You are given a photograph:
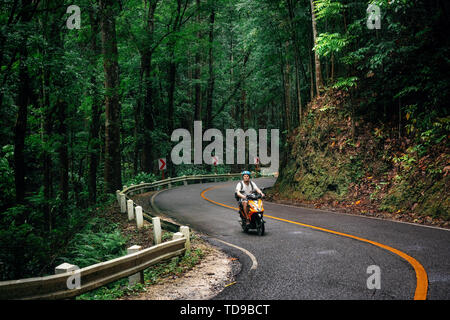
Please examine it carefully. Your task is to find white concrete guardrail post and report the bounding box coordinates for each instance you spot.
[172,232,183,240]
[135,206,144,229]
[127,200,134,221]
[179,226,190,250]
[116,190,121,204]
[152,217,162,245]
[55,262,78,275]
[183,176,187,186]
[120,193,126,214]
[127,245,144,287]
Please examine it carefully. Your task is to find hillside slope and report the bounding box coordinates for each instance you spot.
[268,90,449,228]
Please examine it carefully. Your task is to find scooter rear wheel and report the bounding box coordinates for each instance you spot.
[257,220,265,236]
[239,210,248,233]
[241,218,250,233]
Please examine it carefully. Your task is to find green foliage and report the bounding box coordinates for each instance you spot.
[332,77,358,91]
[0,207,49,280]
[77,247,205,300]
[1,0,449,280]
[0,145,15,208]
[314,0,344,21]
[314,32,348,57]
[56,217,127,269]
[174,164,210,177]
[125,172,158,186]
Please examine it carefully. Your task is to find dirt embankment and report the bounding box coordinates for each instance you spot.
[107,191,238,300]
[271,90,449,229]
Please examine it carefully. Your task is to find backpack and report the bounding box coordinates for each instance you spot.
[234,180,254,200]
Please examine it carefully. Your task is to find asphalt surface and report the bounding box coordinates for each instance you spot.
[152,177,450,300]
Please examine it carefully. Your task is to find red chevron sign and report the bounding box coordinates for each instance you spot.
[158,158,166,171]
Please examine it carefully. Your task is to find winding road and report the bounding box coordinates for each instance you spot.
[150,177,450,300]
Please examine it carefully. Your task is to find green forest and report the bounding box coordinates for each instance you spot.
[0,0,449,281]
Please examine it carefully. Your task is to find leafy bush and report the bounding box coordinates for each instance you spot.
[0,145,15,209]
[124,172,158,186]
[56,217,127,269]
[77,248,205,300]
[0,208,49,280]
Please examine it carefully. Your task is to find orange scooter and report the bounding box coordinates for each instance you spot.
[239,192,265,236]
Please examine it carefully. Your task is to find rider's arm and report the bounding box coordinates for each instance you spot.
[252,182,265,197]
[236,185,247,200]
[237,191,247,199]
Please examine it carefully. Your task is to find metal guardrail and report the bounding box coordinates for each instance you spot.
[119,173,243,231]
[121,172,242,196]
[0,238,186,300]
[0,172,272,300]
[119,172,276,228]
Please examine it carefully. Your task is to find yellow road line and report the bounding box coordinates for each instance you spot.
[200,185,428,300]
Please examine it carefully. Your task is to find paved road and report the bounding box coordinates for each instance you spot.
[152,177,450,300]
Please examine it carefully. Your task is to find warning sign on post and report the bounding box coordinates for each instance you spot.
[158,158,166,171]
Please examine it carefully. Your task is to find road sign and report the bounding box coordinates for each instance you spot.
[159,158,166,171]
[212,156,218,166]
[254,156,260,165]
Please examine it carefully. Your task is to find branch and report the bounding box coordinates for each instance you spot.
[211,65,255,122]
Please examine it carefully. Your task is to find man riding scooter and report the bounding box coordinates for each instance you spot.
[235,171,265,225]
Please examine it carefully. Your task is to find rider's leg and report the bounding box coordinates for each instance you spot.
[242,201,250,223]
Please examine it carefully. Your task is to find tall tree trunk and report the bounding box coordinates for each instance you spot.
[166,0,183,178]
[56,99,69,207]
[309,49,314,99]
[310,0,323,96]
[167,55,177,135]
[278,42,287,132]
[100,0,122,193]
[50,6,70,212]
[229,14,235,121]
[286,0,304,126]
[14,49,30,205]
[194,0,202,123]
[42,79,53,228]
[134,60,144,175]
[284,41,292,133]
[13,0,35,206]
[331,52,335,81]
[141,0,158,173]
[88,5,101,204]
[40,1,53,229]
[167,0,183,136]
[205,1,215,129]
[294,56,303,127]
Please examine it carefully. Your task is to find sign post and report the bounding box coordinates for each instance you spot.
[159,158,166,180]
[254,156,260,173]
[212,156,218,174]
